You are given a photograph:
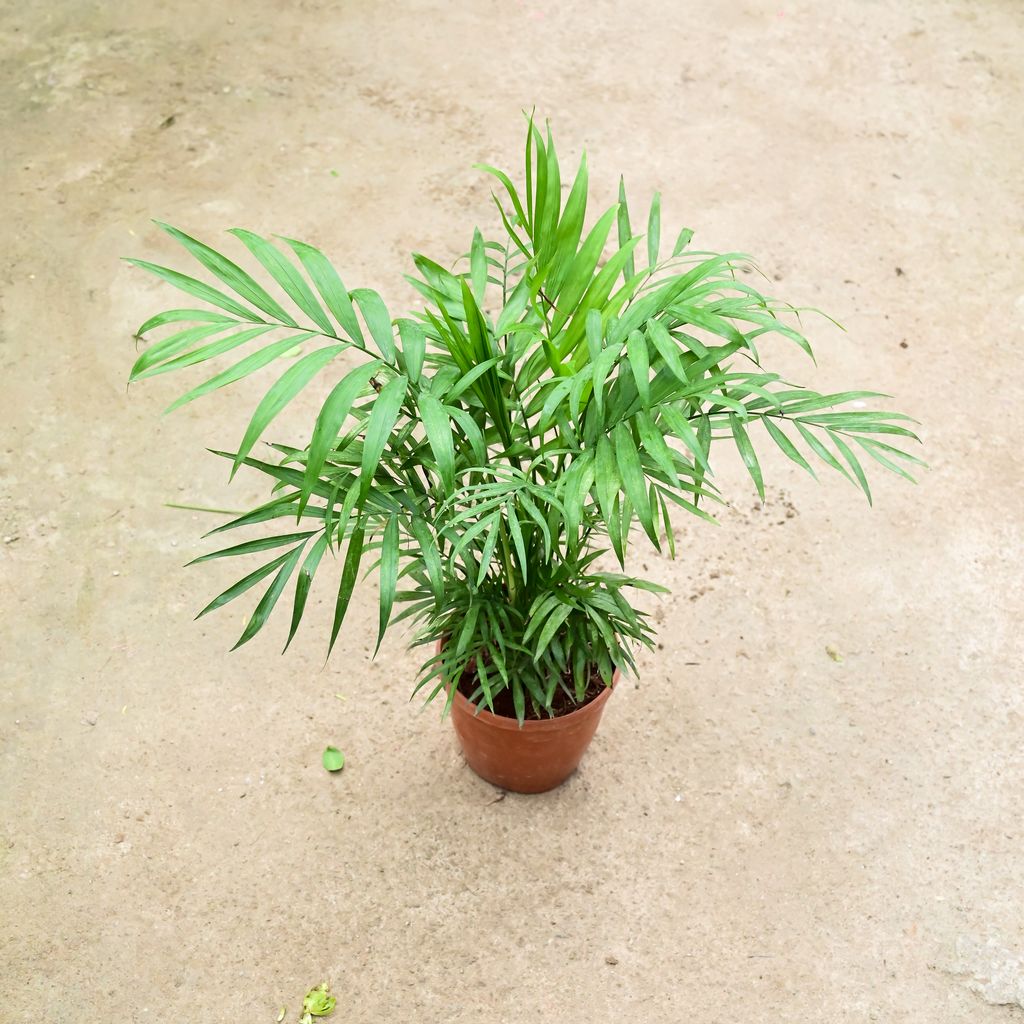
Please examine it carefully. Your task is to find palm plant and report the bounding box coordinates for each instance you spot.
[128,118,921,724]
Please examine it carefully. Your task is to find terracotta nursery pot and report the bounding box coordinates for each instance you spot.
[446,657,618,794]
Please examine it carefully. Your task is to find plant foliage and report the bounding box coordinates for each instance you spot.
[127,118,922,722]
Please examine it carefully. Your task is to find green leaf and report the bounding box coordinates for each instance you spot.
[671,227,694,256]
[164,333,316,413]
[616,177,635,282]
[227,229,333,334]
[470,227,487,302]
[856,436,926,468]
[538,124,562,254]
[626,329,650,407]
[135,308,236,337]
[376,515,399,653]
[517,492,553,559]
[645,319,687,383]
[797,410,917,428]
[350,288,396,362]
[285,533,329,650]
[595,435,618,522]
[209,450,331,502]
[303,360,382,510]
[155,222,297,325]
[761,416,816,478]
[549,206,618,334]
[331,481,362,547]
[475,162,529,232]
[613,422,657,545]
[204,493,309,536]
[560,237,644,359]
[489,196,532,260]
[450,510,498,561]
[548,152,588,292]
[232,345,346,476]
[646,191,661,269]
[529,121,546,235]
[495,273,531,336]
[329,524,365,654]
[585,308,603,363]
[130,321,247,379]
[830,431,872,503]
[360,375,408,500]
[534,602,573,658]
[195,550,294,619]
[453,600,481,661]
[409,517,443,602]
[660,407,711,474]
[505,501,528,583]
[302,982,337,1017]
[124,258,258,320]
[476,518,500,586]
[536,377,573,429]
[779,390,888,415]
[280,236,365,343]
[854,437,920,483]
[232,543,305,649]
[446,357,501,404]
[418,393,455,492]
[795,421,854,482]
[322,746,345,772]
[636,412,678,486]
[562,452,594,545]
[446,406,488,463]
[397,319,426,384]
[729,414,764,500]
[658,490,676,558]
[188,531,318,565]
[590,342,621,418]
[132,323,279,381]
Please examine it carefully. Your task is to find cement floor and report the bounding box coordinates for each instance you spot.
[1,1,1022,1021]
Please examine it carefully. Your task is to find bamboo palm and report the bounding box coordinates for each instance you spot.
[127,118,922,722]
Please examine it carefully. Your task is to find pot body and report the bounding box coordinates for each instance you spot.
[448,673,616,794]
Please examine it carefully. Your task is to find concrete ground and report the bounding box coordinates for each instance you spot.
[2,1,1022,1021]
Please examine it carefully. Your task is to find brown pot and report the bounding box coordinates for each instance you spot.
[448,667,617,794]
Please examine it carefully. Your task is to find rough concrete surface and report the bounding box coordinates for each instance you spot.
[1,1,1022,1021]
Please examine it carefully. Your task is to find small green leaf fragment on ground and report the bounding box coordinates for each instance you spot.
[322,746,345,772]
[276,1008,286,1023]
[302,982,336,1020]
[825,644,843,663]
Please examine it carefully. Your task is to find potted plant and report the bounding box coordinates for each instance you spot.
[127,119,921,793]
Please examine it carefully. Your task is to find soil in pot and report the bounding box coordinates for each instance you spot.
[456,662,608,720]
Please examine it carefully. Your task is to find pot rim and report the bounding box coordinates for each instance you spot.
[449,670,618,732]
